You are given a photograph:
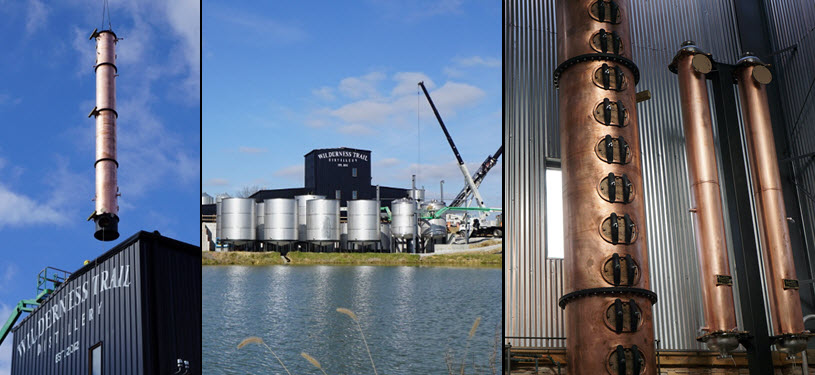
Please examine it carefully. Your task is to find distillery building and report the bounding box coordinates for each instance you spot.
[253,147,410,207]
[10,231,201,375]
[201,147,414,252]
[201,147,410,216]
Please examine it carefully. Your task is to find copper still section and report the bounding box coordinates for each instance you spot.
[668,42,744,356]
[554,0,657,373]
[89,29,120,241]
[735,54,811,354]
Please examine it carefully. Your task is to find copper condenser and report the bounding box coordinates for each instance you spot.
[735,53,812,354]
[669,41,744,356]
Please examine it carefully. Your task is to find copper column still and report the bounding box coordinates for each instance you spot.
[669,42,744,356]
[735,54,812,354]
[554,1,657,373]
[89,29,120,241]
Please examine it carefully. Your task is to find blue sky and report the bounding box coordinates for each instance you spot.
[202,0,501,208]
[0,1,200,372]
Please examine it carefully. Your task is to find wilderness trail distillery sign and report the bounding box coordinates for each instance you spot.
[15,262,132,364]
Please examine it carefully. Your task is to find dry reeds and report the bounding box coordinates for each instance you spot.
[459,316,482,375]
[237,336,292,375]
[301,352,328,375]
[337,307,378,375]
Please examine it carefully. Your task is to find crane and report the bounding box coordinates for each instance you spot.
[418,81,486,208]
[449,145,502,208]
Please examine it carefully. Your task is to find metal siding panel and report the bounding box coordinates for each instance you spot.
[10,232,200,374]
[10,242,142,375]
[762,0,815,314]
[505,0,755,350]
[504,0,565,349]
[141,234,203,374]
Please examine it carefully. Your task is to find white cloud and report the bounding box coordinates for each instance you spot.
[213,7,306,43]
[0,184,67,228]
[444,56,501,78]
[0,156,77,229]
[330,98,405,124]
[425,82,485,112]
[442,66,464,78]
[0,94,22,108]
[339,72,385,99]
[304,118,328,128]
[391,72,434,97]
[206,178,230,186]
[0,264,17,291]
[329,80,484,125]
[0,154,90,230]
[274,164,304,178]
[25,0,47,34]
[338,124,375,135]
[113,83,199,198]
[375,158,400,167]
[369,0,464,21]
[238,146,268,154]
[454,56,500,68]
[313,87,335,101]
[165,0,201,98]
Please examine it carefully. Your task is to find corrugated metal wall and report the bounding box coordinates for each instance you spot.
[504,0,566,349]
[504,0,756,350]
[11,241,145,374]
[763,0,815,309]
[11,232,201,374]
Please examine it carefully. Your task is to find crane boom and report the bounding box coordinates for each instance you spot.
[450,145,502,208]
[418,81,485,208]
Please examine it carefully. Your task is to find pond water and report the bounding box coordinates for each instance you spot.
[202,265,501,374]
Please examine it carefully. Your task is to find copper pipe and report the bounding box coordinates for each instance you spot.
[735,55,808,352]
[556,0,656,373]
[91,29,120,241]
[669,43,743,355]
[671,43,740,331]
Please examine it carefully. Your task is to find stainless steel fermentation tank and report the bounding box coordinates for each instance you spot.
[215,193,230,246]
[408,189,425,202]
[555,0,657,373]
[391,198,417,240]
[305,199,340,246]
[263,198,297,245]
[220,197,256,244]
[256,201,265,244]
[295,195,326,241]
[201,193,214,205]
[347,200,380,245]
[90,29,120,241]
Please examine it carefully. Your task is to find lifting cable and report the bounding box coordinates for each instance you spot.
[101,0,112,30]
[417,85,421,186]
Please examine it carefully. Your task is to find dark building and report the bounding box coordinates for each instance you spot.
[304,148,373,202]
[202,147,410,216]
[11,231,201,375]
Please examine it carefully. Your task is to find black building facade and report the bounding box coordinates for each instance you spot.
[243,147,409,208]
[11,231,201,375]
[304,148,372,203]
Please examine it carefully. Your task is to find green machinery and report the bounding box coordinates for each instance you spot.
[0,267,71,346]
[380,205,501,220]
[420,206,501,220]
